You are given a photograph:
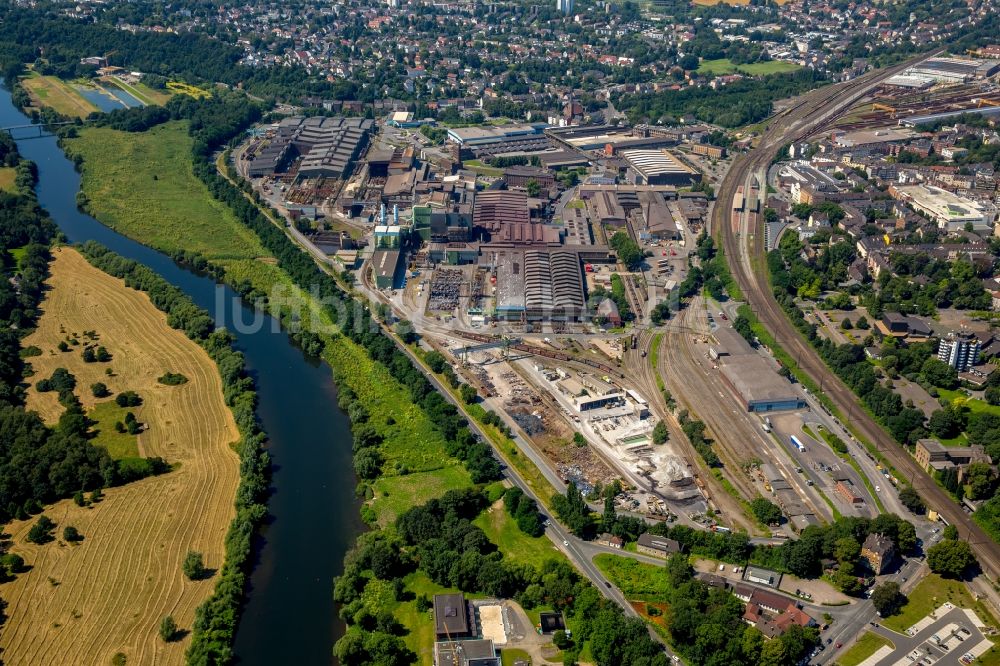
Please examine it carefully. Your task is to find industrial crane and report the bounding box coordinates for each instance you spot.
[871,103,897,118]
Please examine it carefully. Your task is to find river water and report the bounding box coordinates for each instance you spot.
[0,87,359,664]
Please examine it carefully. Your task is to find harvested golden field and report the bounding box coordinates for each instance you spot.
[0,247,240,665]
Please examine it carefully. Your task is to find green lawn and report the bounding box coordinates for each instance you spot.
[836,631,893,666]
[698,59,801,76]
[940,433,970,446]
[8,246,27,266]
[936,388,998,447]
[882,573,997,633]
[392,571,488,666]
[594,553,669,599]
[473,502,565,569]
[66,121,271,261]
[650,333,664,392]
[739,61,802,75]
[371,466,472,527]
[463,160,503,177]
[87,400,139,459]
[698,58,738,74]
[501,648,532,666]
[394,573,455,666]
[939,388,1000,418]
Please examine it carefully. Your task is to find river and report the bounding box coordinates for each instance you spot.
[0,87,359,664]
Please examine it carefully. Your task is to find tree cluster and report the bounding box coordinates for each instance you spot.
[609,231,644,271]
[613,68,827,128]
[651,554,818,666]
[503,487,545,537]
[335,487,668,666]
[750,498,783,526]
[678,410,720,467]
[680,234,732,303]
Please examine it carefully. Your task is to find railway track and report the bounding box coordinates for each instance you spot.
[625,330,758,532]
[660,323,761,503]
[716,51,1000,578]
[659,303,834,524]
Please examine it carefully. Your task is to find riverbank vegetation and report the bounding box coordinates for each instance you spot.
[1,245,241,664]
[54,95,670,664]
[77,242,268,665]
[65,121,270,260]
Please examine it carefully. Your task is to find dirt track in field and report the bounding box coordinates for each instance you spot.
[0,247,239,665]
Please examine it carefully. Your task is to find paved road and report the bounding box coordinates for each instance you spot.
[218,155,686,647]
[714,50,1000,580]
[393,336,687,660]
[820,558,926,664]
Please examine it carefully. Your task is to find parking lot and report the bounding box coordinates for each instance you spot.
[862,605,993,666]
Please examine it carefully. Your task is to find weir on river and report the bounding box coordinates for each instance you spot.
[0,86,359,665]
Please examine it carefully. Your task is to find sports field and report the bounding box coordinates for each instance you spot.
[0,247,240,665]
[66,121,271,261]
[20,73,99,118]
[698,58,802,76]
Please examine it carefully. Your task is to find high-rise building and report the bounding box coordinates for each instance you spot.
[557,0,574,15]
[937,331,981,371]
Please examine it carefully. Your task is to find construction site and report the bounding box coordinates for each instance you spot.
[436,329,707,522]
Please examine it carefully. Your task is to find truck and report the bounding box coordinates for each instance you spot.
[761,416,772,433]
[790,435,806,452]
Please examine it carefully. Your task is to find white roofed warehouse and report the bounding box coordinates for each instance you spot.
[621,149,701,186]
